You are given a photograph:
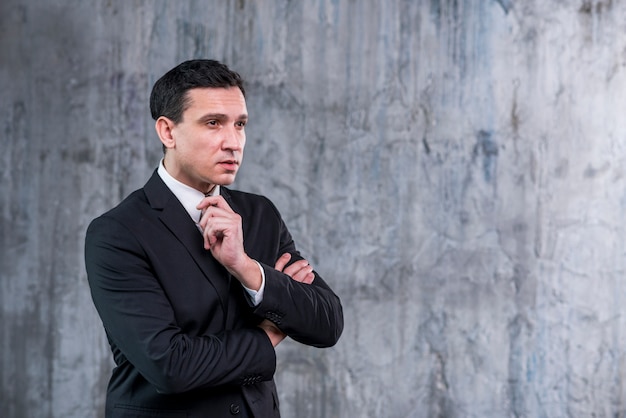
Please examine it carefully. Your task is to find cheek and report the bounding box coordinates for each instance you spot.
[190,135,219,154]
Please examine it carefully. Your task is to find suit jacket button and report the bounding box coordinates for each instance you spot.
[230,403,240,415]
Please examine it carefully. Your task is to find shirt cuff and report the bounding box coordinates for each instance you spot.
[242,261,265,306]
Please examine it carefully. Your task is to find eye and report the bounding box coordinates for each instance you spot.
[207,120,218,126]
[236,121,247,128]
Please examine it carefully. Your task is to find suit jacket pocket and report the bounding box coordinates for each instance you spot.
[113,404,187,418]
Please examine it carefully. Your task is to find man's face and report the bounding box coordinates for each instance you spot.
[161,87,248,193]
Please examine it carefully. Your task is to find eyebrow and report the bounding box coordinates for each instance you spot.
[198,113,248,123]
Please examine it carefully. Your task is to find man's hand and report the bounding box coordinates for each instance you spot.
[258,319,286,347]
[197,195,262,291]
[274,253,315,284]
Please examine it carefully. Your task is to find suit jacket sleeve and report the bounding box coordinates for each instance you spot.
[85,212,276,395]
[233,192,344,348]
[257,257,344,347]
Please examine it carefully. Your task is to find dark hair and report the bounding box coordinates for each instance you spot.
[149,59,246,123]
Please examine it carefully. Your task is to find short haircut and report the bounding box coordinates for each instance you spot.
[149,59,246,123]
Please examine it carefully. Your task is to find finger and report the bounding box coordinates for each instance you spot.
[202,224,223,250]
[198,205,229,228]
[274,253,292,272]
[197,195,233,212]
[201,218,230,250]
[301,272,315,284]
[282,259,310,278]
[203,218,231,237]
[202,229,214,250]
[200,207,240,231]
[291,266,314,283]
[196,195,220,211]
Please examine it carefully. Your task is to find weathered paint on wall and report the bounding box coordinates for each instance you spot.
[2,1,626,417]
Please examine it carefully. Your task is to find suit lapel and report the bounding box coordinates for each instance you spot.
[143,171,231,314]
[219,187,253,330]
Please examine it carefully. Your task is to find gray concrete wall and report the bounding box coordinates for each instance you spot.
[2,0,626,417]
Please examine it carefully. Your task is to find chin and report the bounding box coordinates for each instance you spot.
[217,174,237,186]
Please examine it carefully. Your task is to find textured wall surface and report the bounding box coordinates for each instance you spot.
[2,1,626,417]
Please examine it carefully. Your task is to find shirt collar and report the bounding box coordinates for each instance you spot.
[157,159,220,223]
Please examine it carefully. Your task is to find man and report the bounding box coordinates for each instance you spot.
[85,59,344,417]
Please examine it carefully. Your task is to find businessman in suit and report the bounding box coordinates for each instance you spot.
[85,59,344,417]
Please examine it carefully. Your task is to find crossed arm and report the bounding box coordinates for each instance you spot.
[197,194,331,348]
[258,252,315,346]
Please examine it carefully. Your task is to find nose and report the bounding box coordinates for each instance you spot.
[222,126,243,151]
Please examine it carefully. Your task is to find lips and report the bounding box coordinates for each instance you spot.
[218,160,239,170]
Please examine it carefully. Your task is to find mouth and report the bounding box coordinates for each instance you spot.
[218,159,239,170]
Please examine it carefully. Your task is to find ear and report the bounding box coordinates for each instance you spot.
[155,116,176,150]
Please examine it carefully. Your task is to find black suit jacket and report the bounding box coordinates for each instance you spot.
[85,171,344,418]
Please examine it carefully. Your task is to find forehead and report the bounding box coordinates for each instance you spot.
[183,87,247,116]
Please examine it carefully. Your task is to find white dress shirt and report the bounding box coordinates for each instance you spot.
[157,160,265,305]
